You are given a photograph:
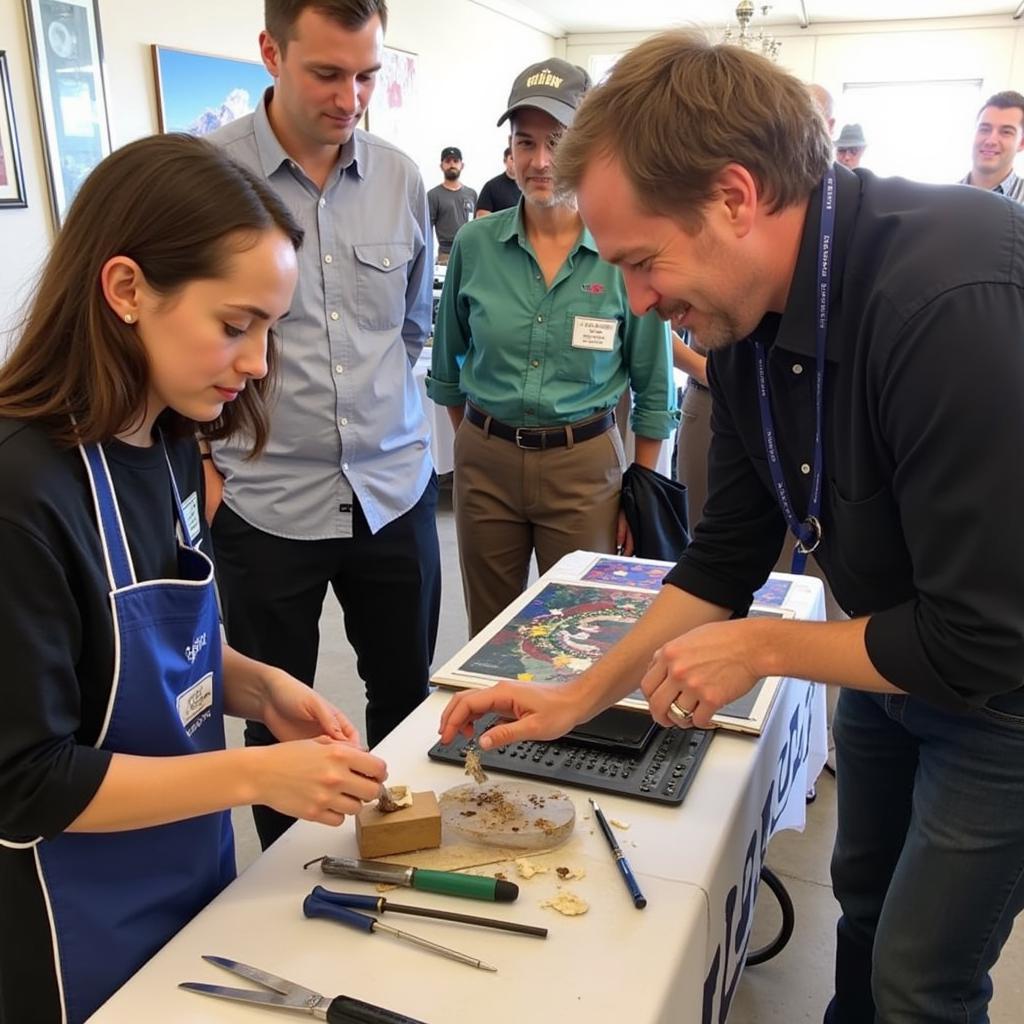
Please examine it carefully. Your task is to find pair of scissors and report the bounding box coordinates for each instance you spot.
[180,955,429,1022]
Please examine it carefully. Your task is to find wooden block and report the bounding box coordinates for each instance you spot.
[356,791,442,859]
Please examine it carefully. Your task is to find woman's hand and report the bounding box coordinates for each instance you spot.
[251,738,386,827]
[258,667,362,746]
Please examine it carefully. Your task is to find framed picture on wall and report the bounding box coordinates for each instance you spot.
[152,46,273,136]
[365,45,417,145]
[0,51,28,209]
[23,0,111,226]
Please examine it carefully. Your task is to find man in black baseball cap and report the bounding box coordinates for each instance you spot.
[428,146,476,263]
[496,59,591,128]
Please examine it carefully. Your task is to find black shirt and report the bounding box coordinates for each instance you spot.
[475,171,521,214]
[666,166,1024,712]
[0,419,211,1024]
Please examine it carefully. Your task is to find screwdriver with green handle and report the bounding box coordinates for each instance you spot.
[306,855,519,902]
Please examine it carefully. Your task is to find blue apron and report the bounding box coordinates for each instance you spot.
[33,440,235,1023]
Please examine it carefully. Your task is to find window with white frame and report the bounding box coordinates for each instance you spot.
[838,79,984,184]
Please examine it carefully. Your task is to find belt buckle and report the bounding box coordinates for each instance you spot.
[514,427,532,449]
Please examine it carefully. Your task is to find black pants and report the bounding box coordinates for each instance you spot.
[211,474,441,849]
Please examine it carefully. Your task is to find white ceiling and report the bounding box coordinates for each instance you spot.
[478,1,1023,36]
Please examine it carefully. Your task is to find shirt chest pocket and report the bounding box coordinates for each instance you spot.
[561,308,622,384]
[353,242,414,331]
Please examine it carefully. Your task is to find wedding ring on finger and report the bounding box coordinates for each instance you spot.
[668,700,695,726]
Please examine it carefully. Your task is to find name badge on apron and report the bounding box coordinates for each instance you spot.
[571,315,618,352]
[181,491,202,545]
[177,672,214,733]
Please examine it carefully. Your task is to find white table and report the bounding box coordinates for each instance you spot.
[90,570,826,1024]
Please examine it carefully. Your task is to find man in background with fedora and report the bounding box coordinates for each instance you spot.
[428,58,675,636]
[835,122,867,168]
[428,146,477,264]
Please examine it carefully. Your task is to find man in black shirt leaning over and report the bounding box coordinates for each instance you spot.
[440,30,1024,1024]
[474,146,521,217]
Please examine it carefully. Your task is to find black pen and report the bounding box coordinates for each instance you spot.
[589,798,647,909]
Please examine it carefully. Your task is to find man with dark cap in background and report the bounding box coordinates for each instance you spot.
[428,146,477,263]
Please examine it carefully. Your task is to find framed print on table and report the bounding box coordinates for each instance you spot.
[23,0,111,226]
[151,46,272,136]
[0,52,28,209]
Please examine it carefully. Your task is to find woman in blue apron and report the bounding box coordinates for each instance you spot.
[0,134,388,1024]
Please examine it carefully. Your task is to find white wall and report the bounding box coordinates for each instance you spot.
[0,0,555,345]
[565,14,1024,89]
[0,0,51,350]
[567,15,1024,185]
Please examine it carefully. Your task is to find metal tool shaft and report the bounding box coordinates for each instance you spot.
[379,898,547,938]
[372,919,498,972]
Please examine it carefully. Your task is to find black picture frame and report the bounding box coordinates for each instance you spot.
[0,51,28,209]
[23,0,111,226]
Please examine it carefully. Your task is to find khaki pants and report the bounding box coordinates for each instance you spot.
[454,416,626,637]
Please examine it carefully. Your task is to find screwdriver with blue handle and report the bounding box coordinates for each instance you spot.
[309,886,547,937]
[303,887,498,972]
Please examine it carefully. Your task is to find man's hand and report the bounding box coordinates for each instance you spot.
[616,510,635,557]
[640,618,767,729]
[439,681,590,750]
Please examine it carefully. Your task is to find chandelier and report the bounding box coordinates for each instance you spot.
[723,2,782,61]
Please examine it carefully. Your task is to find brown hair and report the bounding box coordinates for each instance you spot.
[0,133,303,454]
[265,0,388,48]
[977,90,1024,123]
[556,29,832,224]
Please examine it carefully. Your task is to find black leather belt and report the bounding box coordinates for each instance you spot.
[687,378,710,393]
[466,404,615,450]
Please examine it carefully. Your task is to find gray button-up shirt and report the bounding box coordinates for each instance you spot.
[207,93,434,537]
[959,167,1024,204]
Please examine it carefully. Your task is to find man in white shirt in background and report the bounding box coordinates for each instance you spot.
[961,90,1024,203]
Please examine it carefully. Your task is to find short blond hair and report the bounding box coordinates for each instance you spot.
[557,29,832,223]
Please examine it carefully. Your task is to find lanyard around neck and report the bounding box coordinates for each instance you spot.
[754,167,836,575]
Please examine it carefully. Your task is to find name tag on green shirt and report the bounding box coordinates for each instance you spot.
[571,315,618,352]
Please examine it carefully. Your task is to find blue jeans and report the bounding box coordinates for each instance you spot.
[824,688,1024,1024]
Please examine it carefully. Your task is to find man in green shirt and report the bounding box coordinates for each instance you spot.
[427,59,676,636]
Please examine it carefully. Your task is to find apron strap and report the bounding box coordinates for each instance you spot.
[159,435,198,548]
[79,444,137,590]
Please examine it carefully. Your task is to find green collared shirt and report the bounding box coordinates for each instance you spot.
[427,203,677,438]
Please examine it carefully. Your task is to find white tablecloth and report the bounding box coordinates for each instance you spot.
[90,560,826,1024]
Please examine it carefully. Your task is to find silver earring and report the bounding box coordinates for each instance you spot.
[124,313,135,324]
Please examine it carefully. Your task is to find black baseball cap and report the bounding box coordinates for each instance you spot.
[440,146,463,161]
[497,58,592,128]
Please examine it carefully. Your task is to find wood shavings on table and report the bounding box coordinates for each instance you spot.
[555,865,586,880]
[609,818,631,830]
[541,891,590,916]
[515,857,550,879]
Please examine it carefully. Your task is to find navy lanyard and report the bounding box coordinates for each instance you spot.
[754,168,836,574]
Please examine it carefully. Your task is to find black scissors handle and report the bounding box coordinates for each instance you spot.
[328,993,430,1024]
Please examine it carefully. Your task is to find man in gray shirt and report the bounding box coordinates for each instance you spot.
[206,0,440,850]
[427,147,477,263]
